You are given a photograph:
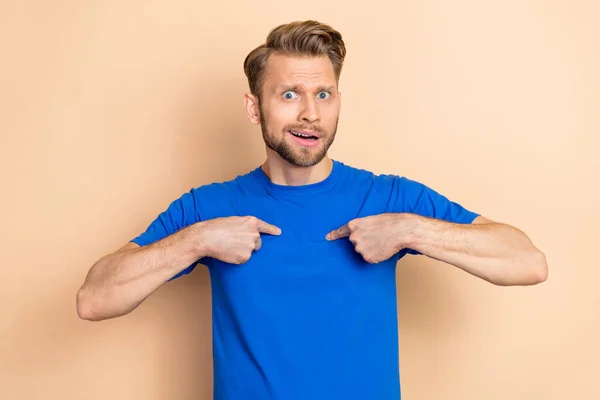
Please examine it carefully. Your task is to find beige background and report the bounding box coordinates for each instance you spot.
[1,1,598,399]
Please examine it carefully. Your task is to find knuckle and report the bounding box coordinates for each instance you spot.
[241,216,256,227]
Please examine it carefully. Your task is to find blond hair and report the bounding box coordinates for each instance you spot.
[243,20,346,99]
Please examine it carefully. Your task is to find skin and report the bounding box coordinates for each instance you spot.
[244,53,342,186]
[326,213,547,286]
[76,51,546,322]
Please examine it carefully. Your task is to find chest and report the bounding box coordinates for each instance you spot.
[206,231,396,309]
[203,197,398,299]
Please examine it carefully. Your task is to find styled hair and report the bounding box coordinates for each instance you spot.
[243,20,346,100]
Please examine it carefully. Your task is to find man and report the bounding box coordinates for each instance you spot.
[76,20,547,400]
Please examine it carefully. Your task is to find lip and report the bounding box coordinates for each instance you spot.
[288,130,321,148]
[289,129,323,139]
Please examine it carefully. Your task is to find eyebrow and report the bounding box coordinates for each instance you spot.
[276,84,336,93]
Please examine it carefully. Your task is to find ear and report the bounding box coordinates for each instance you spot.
[244,93,261,125]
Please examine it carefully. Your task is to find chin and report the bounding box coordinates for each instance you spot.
[287,153,327,168]
[265,135,331,168]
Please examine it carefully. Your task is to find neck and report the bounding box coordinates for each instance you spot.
[261,155,333,186]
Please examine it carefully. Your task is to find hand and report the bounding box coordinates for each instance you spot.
[326,213,413,263]
[197,216,281,264]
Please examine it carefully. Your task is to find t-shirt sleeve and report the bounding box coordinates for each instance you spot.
[130,189,204,281]
[393,176,480,223]
[391,176,480,256]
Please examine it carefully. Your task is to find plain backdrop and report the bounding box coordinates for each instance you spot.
[1,1,598,399]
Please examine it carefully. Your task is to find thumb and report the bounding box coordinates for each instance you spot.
[326,224,351,241]
[256,219,282,235]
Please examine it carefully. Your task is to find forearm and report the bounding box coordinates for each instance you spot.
[402,214,547,286]
[77,223,205,320]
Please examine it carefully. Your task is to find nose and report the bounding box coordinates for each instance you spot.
[298,97,320,124]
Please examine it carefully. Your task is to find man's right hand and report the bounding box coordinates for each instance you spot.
[76,215,281,321]
[195,216,282,264]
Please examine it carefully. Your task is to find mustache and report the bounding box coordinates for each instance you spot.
[282,124,326,134]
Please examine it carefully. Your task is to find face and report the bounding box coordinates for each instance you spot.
[245,53,341,167]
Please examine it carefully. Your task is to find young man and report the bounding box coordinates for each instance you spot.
[76,20,547,400]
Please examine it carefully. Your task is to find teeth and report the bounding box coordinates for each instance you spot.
[291,131,314,138]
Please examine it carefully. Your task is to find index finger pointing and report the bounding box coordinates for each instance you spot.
[256,219,282,235]
[326,224,351,241]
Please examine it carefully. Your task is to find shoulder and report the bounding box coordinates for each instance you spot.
[334,160,381,184]
[183,167,258,209]
[334,160,435,205]
[335,160,414,189]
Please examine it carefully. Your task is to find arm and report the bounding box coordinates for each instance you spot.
[76,215,282,321]
[392,176,547,285]
[77,189,204,321]
[399,214,548,286]
[327,176,547,286]
[76,223,206,321]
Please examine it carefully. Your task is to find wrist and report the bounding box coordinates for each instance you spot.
[392,213,422,251]
[182,221,211,260]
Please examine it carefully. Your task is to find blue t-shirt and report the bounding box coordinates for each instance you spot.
[131,160,479,400]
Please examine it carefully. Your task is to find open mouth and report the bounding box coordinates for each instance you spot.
[289,130,319,140]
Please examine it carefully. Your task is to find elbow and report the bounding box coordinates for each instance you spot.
[76,284,134,321]
[76,286,99,321]
[492,250,548,286]
[529,250,548,284]
[76,286,113,321]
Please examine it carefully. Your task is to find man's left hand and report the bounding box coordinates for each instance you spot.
[326,213,414,264]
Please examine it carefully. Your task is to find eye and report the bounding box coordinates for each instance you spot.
[283,91,298,99]
[317,91,330,100]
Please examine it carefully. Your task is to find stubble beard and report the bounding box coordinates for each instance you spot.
[259,106,338,168]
